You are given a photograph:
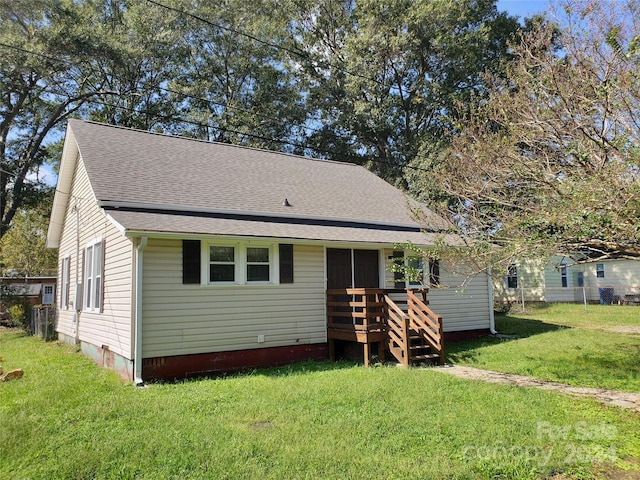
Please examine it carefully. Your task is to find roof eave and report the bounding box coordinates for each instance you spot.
[46,123,79,249]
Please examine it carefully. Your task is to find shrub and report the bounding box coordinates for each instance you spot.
[493,301,512,314]
[7,299,31,330]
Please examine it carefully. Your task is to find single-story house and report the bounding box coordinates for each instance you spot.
[494,255,640,305]
[47,119,495,383]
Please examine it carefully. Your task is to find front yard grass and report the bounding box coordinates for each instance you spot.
[447,303,640,393]
[1,329,639,479]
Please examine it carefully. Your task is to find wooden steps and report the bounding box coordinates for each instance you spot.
[326,288,444,368]
[384,290,445,367]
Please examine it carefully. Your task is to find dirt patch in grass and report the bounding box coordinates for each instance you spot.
[606,326,640,336]
[434,365,640,414]
[592,458,640,479]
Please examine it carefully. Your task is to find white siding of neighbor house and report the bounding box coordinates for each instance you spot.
[543,256,579,302]
[55,155,134,359]
[141,239,326,358]
[583,259,640,290]
[492,256,640,304]
[492,258,546,303]
[383,249,491,332]
[570,259,640,302]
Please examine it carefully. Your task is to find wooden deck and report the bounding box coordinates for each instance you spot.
[327,288,445,367]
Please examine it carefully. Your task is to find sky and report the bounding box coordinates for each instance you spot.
[497,0,551,20]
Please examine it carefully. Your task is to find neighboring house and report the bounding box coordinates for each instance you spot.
[46,120,495,383]
[494,255,640,305]
[0,276,57,309]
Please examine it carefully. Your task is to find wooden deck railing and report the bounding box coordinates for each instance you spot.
[326,288,387,366]
[327,288,444,367]
[407,289,445,365]
[383,294,410,367]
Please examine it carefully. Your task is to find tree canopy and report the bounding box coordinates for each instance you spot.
[0,0,525,243]
[431,0,640,268]
[290,0,522,187]
[0,191,56,276]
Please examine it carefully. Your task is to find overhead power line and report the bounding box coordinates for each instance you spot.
[0,41,341,143]
[143,0,385,86]
[0,42,431,174]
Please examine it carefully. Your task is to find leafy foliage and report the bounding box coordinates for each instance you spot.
[0,0,129,236]
[0,0,529,251]
[434,0,640,267]
[0,192,57,276]
[290,0,522,187]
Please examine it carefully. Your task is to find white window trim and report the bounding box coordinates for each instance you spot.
[202,240,279,286]
[560,264,570,288]
[83,237,103,313]
[205,242,239,285]
[596,263,605,278]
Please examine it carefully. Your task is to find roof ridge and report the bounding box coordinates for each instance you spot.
[69,119,361,168]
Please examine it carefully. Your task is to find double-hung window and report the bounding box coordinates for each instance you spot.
[560,265,569,288]
[206,242,275,285]
[184,240,291,286]
[84,238,103,312]
[61,256,71,309]
[246,247,270,282]
[209,246,236,283]
[407,256,424,286]
[596,263,605,278]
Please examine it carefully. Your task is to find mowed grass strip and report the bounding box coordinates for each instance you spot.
[448,304,640,393]
[1,331,639,479]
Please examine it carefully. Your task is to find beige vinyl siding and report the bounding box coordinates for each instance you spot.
[55,155,134,358]
[492,258,546,303]
[141,239,326,358]
[542,256,577,302]
[383,250,491,332]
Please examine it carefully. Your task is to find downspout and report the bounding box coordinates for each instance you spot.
[74,203,80,343]
[487,265,497,334]
[134,236,148,386]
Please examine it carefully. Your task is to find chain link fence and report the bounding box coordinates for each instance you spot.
[31,305,56,340]
[497,285,640,312]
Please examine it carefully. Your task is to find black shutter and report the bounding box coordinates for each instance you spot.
[279,244,294,284]
[183,240,201,284]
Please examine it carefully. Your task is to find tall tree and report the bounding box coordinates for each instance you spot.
[0,0,121,239]
[0,191,57,276]
[86,0,187,130]
[435,0,640,267]
[290,0,522,187]
[167,0,308,151]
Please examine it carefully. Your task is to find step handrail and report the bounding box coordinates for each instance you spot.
[406,289,445,364]
[383,294,410,366]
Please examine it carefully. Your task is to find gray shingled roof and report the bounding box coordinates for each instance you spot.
[67,120,454,244]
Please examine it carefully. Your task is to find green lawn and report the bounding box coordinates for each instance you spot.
[448,303,640,393]
[1,329,639,479]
